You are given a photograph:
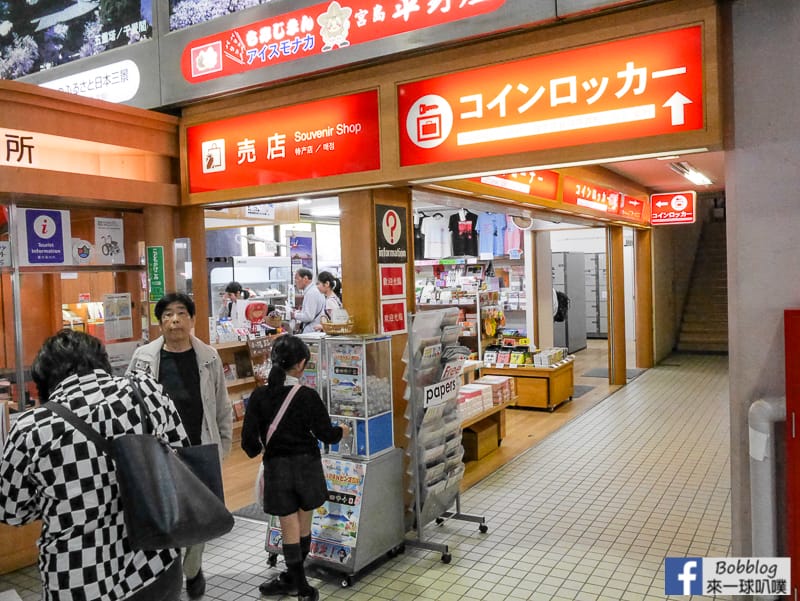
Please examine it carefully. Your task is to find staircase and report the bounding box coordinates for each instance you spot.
[676,220,728,353]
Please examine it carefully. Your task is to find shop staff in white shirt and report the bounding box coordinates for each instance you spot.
[292,268,326,333]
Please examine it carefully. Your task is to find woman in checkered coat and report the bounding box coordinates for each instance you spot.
[0,330,190,600]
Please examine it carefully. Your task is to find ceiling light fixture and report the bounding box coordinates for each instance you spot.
[669,161,713,186]
[309,207,341,218]
[408,148,710,185]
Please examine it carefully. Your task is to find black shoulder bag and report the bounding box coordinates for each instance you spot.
[45,379,234,551]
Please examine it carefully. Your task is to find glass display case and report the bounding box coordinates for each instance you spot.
[297,332,326,400]
[324,335,393,458]
[208,256,291,320]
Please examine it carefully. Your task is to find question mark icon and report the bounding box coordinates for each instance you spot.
[383,210,400,244]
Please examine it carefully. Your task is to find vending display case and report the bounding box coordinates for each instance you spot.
[324,335,393,458]
[265,449,405,587]
[297,333,326,399]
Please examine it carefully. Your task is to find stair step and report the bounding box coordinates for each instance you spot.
[678,333,728,345]
[677,219,728,355]
[681,319,728,330]
[676,341,729,353]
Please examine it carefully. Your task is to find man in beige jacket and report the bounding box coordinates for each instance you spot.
[128,292,232,599]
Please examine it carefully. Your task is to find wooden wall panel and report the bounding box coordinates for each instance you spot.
[635,228,654,368]
[607,226,627,385]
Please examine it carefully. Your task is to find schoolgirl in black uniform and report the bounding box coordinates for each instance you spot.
[241,335,349,601]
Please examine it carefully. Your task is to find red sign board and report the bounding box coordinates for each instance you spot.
[398,26,703,166]
[182,0,504,84]
[474,169,559,201]
[650,191,696,224]
[379,264,405,298]
[186,90,380,193]
[785,309,800,598]
[380,299,407,335]
[618,194,647,221]
[562,175,623,214]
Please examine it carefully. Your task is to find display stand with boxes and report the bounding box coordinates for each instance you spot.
[481,355,575,412]
[462,420,498,461]
[403,309,488,564]
[264,334,404,588]
[456,371,515,456]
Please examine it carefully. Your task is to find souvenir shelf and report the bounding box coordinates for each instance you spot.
[403,308,488,564]
[416,290,501,360]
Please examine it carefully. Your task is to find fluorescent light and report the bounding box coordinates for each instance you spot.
[309,207,340,217]
[668,161,713,186]
[408,148,710,185]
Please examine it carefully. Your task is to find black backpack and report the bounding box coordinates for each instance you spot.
[554,291,570,322]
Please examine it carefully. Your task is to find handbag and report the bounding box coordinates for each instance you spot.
[255,383,301,506]
[45,379,234,551]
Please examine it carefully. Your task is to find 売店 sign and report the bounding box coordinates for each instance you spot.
[186,90,380,193]
[398,26,703,166]
[650,191,696,225]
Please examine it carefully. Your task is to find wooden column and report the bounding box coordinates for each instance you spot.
[606,226,627,385]
[634,228,654,368]
[339,187,413,458]
[179,205,210,343]
[142,206,177,340]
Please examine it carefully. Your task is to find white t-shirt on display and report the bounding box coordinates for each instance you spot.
[421,215,452,259]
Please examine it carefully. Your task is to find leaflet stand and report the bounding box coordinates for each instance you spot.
[403,309,487,564]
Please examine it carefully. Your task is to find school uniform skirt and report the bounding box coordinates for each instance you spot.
[262,452,328,516]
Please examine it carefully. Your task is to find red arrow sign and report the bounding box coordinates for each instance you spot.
[650,191,696,224]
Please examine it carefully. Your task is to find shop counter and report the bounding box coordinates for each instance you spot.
[480,358,574,411]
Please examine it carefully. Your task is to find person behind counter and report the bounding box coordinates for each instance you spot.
[314,271,343,331]
[0,329,190,601]
[291,268,326,333]
[241,335,350,601]
[220,280,250,318]
[128,292,232,599]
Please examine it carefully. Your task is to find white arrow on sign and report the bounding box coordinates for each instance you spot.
[662,92,692,126]
[656,200,669,208]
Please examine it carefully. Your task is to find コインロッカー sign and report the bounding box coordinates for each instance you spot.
[398,26,704,166]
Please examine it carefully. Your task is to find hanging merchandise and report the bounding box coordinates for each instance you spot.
[475,211,496,258]
[413,210,426,259]
[504,214,523,256]
[420,212,452,259]
[449,209,478,256]
[492,213,507,256]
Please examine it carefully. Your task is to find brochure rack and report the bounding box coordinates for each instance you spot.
[403,309,487,563]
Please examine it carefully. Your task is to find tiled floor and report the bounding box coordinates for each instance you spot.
[0,353,731,600]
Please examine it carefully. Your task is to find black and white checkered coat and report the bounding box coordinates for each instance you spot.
[0,369,190,600]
